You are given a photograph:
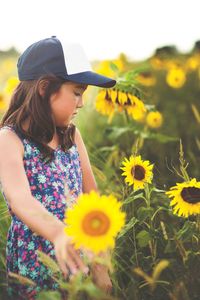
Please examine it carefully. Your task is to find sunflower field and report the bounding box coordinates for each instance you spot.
[0,43,200,300]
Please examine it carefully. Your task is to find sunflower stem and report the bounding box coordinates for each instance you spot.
[174,236,187,262]
[123,110,132,152]
[197,214,200,239]
[144,184,157,262]
[133,227,139,267]
[144,184,151,208]
[179,140,190,182]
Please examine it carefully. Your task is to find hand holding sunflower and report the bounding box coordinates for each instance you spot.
[90,262,113,294]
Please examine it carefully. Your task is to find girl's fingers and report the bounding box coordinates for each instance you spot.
[60,243,78,274]
[68,245,89,274]
[55,250,69,278]
[55,239,89,277]
[65,257,79,275]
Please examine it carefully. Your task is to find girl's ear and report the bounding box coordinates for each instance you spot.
[38,79,49,97]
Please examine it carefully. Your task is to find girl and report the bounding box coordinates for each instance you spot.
[0,36,116,299]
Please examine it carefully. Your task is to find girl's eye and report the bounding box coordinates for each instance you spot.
[74,92,81,97]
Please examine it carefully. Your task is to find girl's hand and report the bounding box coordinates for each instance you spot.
[53,231,89,279]
[91,263,113,294]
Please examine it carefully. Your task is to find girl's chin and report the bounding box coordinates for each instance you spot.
[55,120,71,127]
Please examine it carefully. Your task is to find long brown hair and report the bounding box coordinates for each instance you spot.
[0,75,76,162]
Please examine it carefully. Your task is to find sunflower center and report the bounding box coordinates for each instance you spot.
[141,72,151,78]
[181,187,200,204]
[175,77,179,82]
[82,210,110,236]
[131,165,145,180]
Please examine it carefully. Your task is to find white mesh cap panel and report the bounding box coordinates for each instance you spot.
[61,41,92,75]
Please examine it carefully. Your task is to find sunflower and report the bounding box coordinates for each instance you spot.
[109,89,118,103]
[166,67,186,88]
[4,76,19,94]
[117,91,128,105]
[121,155,153,190]
[146,111,163,128]
[185,55,200,71]
[95,58,124,78]
[95,89,115,118]
[124,94,147,121]
[166,178,200,217]
[64,191,126,254]
[0,93,7,110]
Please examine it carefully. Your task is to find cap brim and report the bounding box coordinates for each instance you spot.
[63,71,116,88]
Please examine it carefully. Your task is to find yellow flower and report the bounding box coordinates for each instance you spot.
[110,89,118,103]
[95,89,115,118]
[166,179,200,217]
[136,72,156,87]
[4,76,19,95]
[125,94,147,121]
[96,58,124,78]
[146,111,163,128]
[166,68,186,88]
[117,91,128,105]
[121,155,153,190]
[185,55,200,71]
[64,191,126,254]
[0,93,7,110]
[165,60,181,70]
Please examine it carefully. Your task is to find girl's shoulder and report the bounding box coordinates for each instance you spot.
[0,125,24,158]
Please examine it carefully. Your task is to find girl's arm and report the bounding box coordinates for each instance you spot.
[0,129,89,278]
[74,128,98,193]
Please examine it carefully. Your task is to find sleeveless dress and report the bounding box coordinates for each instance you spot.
[0,125,83,299]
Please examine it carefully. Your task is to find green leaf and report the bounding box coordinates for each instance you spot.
[176,221,196,241]
[98,145,117,152]
[82,281,103,298]
[106,127,133,140]
[124,65,150,81]
[117,217,138,238]
[151,187,166,193]
[137,207,154,223]
[136,230,151,247]
[123,192,143,204]
[147,133,178,143]
[110,62,119,73]
[164,241,175,254]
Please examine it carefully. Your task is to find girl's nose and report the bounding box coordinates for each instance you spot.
[77,97,84,108]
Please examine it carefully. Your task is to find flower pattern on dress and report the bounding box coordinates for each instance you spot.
[0,125,83,299]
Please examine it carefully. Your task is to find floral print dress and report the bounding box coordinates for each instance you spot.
[0,125,83,299]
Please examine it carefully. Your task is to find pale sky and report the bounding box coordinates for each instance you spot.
[0,0,199,61]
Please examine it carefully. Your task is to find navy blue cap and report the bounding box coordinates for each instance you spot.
[17,36,116,88]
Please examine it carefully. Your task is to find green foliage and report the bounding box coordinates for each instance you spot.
[0,193,11,299]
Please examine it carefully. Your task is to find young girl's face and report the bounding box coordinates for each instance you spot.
[50,82,87,126]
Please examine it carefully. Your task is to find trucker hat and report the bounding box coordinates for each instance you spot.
[17,36,116,88]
